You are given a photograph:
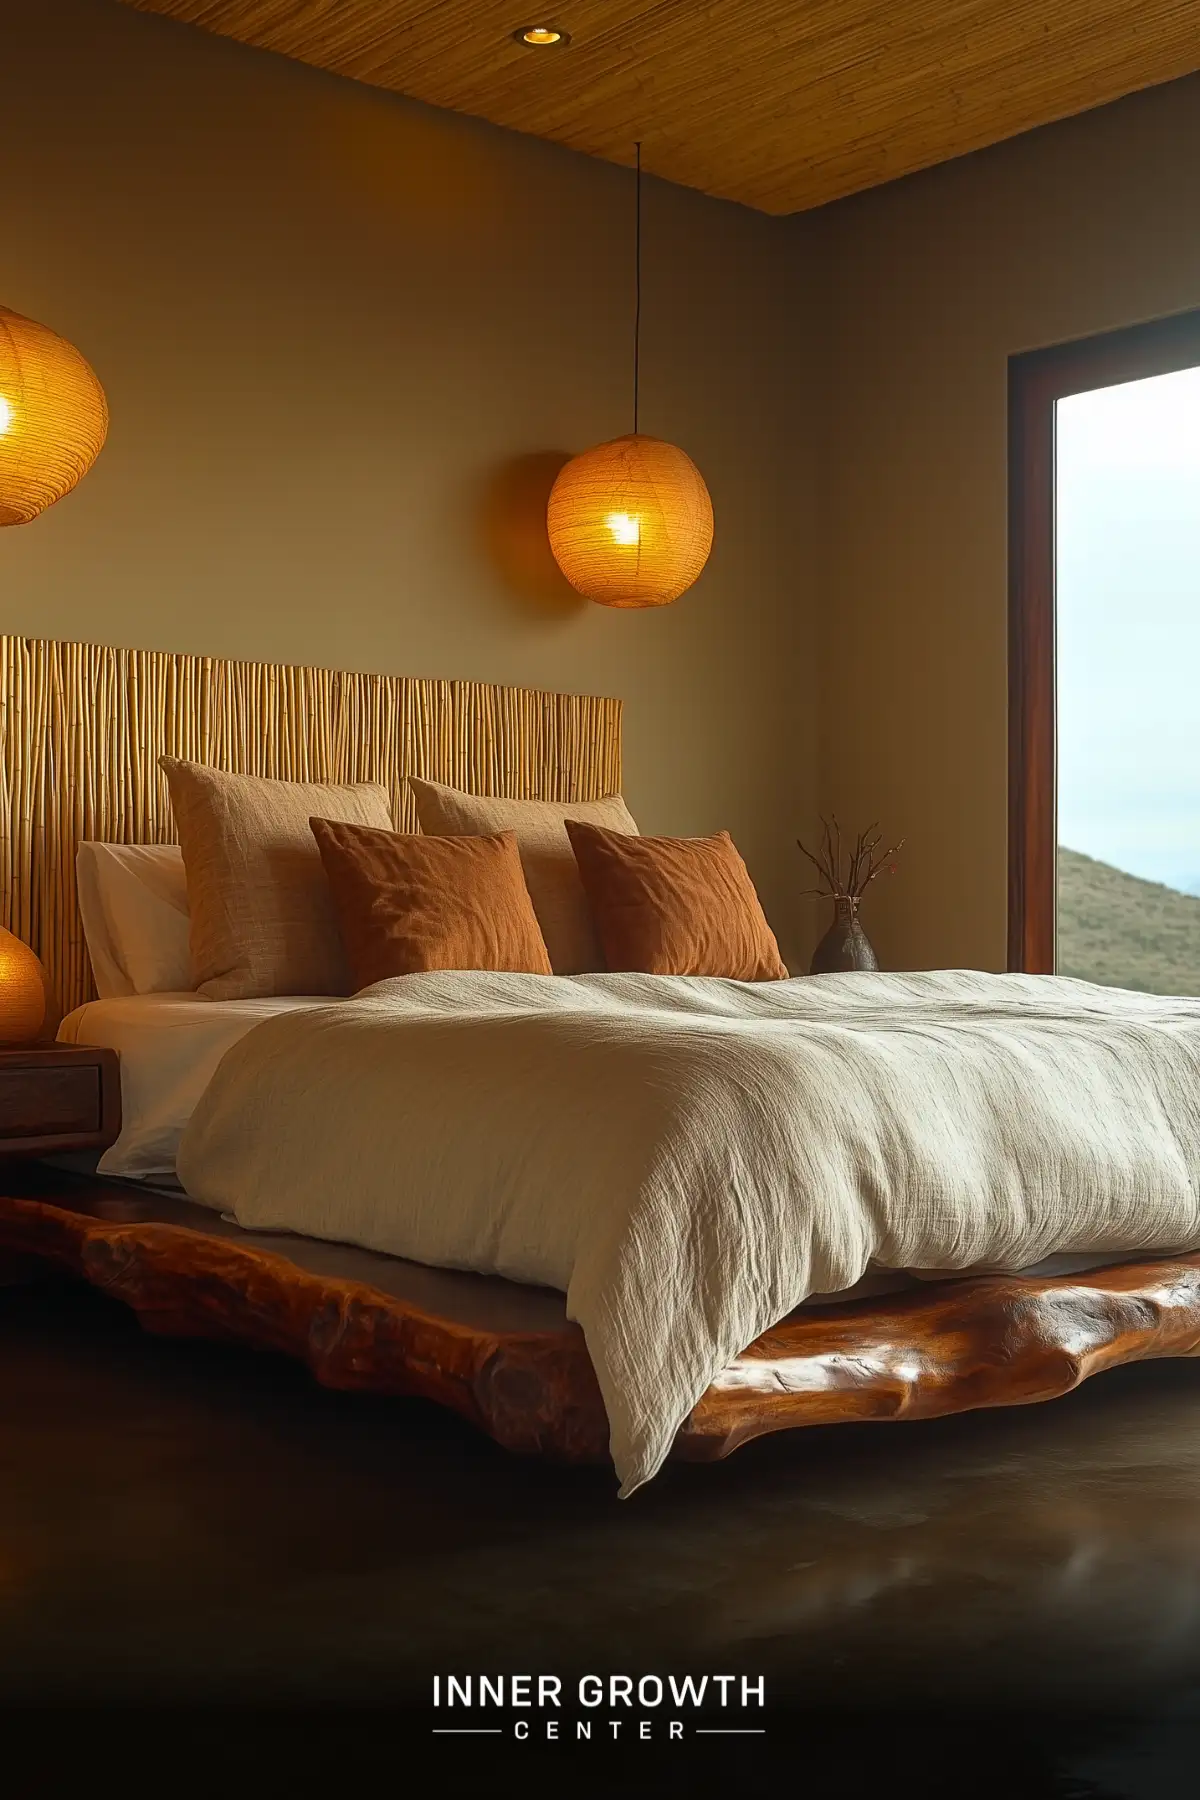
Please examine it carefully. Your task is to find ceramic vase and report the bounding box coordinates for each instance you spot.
[809,896,879,975]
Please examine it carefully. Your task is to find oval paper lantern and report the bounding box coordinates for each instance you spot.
[0,307,108,527]
[547,433,713,608]
[0,927,45,1043]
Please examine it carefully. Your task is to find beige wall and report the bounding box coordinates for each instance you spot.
[0,0,820,963]
[16,2,1197,980]
[817,75,1200,972]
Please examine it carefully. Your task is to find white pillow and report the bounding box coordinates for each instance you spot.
[76,843,193,997]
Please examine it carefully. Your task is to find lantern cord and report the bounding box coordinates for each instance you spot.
[633,140,641,436]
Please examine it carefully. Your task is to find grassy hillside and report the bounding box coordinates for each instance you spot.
[1058,847,1200,994]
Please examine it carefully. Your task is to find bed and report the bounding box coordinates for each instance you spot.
[3,633,1200,1495]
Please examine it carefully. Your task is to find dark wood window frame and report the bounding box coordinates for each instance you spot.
[1008,306,1200,972]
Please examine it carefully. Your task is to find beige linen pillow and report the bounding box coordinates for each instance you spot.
[409,778,639,974]
[160,758,393,999]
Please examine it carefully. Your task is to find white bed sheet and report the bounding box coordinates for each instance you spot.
[58,993,333,1179]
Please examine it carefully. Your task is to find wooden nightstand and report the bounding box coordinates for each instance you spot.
[0,1045,120,1158]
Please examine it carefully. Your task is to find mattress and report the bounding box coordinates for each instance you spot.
[58,992,334,1178]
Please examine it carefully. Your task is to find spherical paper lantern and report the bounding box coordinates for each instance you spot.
[0,927,45,1043]
[547,433,714,609]
[0,306,108,527]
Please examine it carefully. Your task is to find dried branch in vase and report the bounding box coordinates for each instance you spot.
[797,817,905,900]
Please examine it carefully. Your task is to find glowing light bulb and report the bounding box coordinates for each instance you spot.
[605,512,640,546]
[0,397,13,436]
[517,25,567,46]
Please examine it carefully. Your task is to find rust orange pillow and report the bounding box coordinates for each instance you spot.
[566,822,788,980]
[310,819,552,988]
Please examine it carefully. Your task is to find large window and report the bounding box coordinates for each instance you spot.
[1057,370,1200,991]
[1009,309,1200,985]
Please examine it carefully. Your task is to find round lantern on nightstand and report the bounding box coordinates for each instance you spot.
[0,928,46,1043]
[0,306,108,527]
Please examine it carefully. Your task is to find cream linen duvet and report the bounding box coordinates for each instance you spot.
[176,968,1200,1494]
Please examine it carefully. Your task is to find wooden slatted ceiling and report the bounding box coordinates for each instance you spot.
[119,0,1200,213]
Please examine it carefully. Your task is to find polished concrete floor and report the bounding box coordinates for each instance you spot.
[4,1278,1200,1792]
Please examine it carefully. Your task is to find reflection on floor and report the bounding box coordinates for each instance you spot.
[3,1280,1200,1793]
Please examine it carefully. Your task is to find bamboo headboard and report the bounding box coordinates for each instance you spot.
[0,636,622,1017]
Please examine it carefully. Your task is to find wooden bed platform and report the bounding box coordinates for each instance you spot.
[4,1169,1200,1469]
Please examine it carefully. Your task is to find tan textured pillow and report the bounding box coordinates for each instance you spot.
[311,819,552,987]
[409,778,639,975]
[160,758,394,999]
[566,822,789,980]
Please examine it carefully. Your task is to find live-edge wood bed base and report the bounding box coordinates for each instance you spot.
[4,1179,1200,1468]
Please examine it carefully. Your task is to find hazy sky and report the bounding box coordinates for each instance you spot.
[1057,365,1200,893]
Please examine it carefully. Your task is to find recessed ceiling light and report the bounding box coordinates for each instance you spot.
[514,25,570,47]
